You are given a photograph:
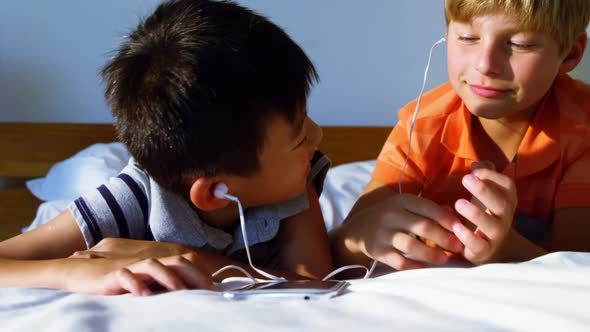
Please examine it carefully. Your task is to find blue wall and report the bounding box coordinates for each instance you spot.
[0,2,455,125]
[0,0,162,123]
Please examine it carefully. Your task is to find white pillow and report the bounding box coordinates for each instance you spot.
[26,142,130,201]
[24,143,130,232]
[319,160,375,231]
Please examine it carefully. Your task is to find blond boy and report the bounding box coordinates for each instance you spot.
[331,0,590,272]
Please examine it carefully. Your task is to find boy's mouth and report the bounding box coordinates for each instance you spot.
[469,84,511,98]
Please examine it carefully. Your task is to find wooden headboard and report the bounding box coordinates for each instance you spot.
[0,123,391,240]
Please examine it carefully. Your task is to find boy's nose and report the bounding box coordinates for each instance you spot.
[476,44,504,76]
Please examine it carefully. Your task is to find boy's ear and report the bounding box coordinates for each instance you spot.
[189,178,230,211]
[559,31,588,74]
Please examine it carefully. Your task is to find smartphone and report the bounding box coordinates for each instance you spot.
[222,280,350,300]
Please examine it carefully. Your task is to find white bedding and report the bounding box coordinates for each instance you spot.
[1,251,590,331]
[8,145,590,331]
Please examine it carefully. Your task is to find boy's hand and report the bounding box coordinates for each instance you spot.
[344,193,464,270]
[70,238,193,260]
[67,239,216,295]
[453,163,518,265]
[63,253,216,296]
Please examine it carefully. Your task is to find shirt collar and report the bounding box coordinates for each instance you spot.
[440,87,560,177]
[516,84,560,177]
[441,102,478,160]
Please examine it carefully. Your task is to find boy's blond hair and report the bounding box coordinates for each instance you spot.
[445,0,590,53]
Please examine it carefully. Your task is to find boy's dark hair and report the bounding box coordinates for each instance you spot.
[102,0,318,194]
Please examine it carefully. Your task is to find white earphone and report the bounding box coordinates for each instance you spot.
[214,182,241,203]
[213,182,230,199]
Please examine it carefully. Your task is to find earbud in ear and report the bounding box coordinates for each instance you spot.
[213,182,239,203]
[213,182,229,199]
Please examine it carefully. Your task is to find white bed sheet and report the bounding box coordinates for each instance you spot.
[1,251,589,331]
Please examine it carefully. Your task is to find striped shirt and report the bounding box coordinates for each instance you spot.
[68,150,330,266]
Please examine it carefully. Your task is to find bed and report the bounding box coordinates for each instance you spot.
[1,123,590,332]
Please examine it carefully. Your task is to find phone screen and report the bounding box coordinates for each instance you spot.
[245,280,343,290]
[223,280,349,299]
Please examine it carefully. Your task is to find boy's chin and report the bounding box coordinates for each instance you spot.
[469,108,534,121]
[468,109,504,120]
[465,103,515,120]
[282,183,308,202]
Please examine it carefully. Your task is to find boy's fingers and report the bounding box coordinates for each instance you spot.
[463,170,517,220]
[455,199,503,240]
[368,230,428,270]
[397,209,463,253]
[391,232,449,265]
[452,222,489,260]
[397,194,461,232]
[105,268,152,296]
[462,174,502,213]
[379,249,429,271]
[472,168,517,199]
[130,258,188,292]
[470,193,486,211]
[161,256,216,291]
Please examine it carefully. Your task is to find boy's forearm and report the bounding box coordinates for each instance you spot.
[0,258,68,290]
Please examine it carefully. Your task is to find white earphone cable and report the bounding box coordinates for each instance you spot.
[211,193,286,282]
[366,37,446,278]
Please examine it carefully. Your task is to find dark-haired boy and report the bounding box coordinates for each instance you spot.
[0,0,332,295]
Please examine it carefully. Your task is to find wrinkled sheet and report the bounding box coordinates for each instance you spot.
[1,252,589,332]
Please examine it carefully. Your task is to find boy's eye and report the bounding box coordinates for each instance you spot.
[509,41,535,50]
[457,36,478,43]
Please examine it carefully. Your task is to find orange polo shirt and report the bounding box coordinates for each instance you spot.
[373,74,590,244]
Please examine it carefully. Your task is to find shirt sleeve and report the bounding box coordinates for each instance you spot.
[67,162,151,248]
